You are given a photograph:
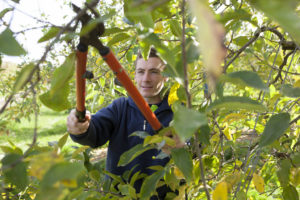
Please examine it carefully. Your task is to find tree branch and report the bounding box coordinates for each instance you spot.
[270,50,294,84]
[0,0,100,114]
[224,26,299,73]
[290,115,300,125]
[224,26,267,72]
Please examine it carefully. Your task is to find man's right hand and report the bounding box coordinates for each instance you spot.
[67,109,91,135]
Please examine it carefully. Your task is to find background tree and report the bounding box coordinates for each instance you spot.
[0,0,299,199]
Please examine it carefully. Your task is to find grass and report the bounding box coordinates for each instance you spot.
[0,106,80,154]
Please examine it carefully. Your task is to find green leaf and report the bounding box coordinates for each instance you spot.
[150,104,158,112]
[102,27,131,37]
[186,39,200,63]
[39,83,71,111]
[51,53,76,91]
[0,8,13,19]
[72,146,89,159]
[169,19,182,38]
[130,131,150,139]
[291,153,300,167]
[233,36,249,47]
[58,133,68,149]
[80,18,103,37]
[140,169,165,200]
[172,103,207,141]
[206,96,267,112]
[118,144,153,166]
[104,170,125,184]
[89,170,101,182]
[236,190,247,200]
[118,184,136,198]
[220,71,268,91]
[249,0,300,45]
[139,13,154,29]
[277,159,291,187]
[38,27,60,43]
[171,148,193,183]
[0,28,26,56]
[107,33,131,47]
[259,113,290,147]
[281,84,300,97]
[218,9,254,25]
[282,185,299,200]
[40,162,84,189]
[139,40,151,61]
[39,53,75,111]
[199,125,210,145]
[1,154,29,190]
[13,63,35,93]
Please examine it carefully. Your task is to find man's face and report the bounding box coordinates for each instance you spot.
[135,57,167,104]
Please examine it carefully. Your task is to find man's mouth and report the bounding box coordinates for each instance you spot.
[142,86,152,89]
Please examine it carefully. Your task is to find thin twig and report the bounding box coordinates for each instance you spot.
[224,26,267,72]
[290,115,300,125]
[252,52,300,76]
[270,50,294,84]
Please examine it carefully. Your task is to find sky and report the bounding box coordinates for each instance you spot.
[1,0,84,64]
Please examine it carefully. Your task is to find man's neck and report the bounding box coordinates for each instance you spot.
[145,96,162,105]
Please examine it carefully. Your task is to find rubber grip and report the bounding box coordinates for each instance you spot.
[76,50,88,122]
[102,50,162,131]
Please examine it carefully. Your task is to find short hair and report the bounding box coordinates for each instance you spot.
[135,47,164,68]
[137,47,160,59]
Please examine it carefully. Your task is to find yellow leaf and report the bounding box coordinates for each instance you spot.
[223,113,247,125]
[60,179,77,188]
[105,71,111,79]
[294,79,300,87]
[168,82,180,105]
[91,49,96,57]
[212,182,228,200]
[96,57,102,65]
[252,173,264,193]
[222,170,241,191]
[27,152,63,180]
[144,135,163,145]
[291,168,300,186]
[211,133,220,142]
[223,127,232,140]
[30,194,36,200]
[174,167,185,179]
[154,21,164,33]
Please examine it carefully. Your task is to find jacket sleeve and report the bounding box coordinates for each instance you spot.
[70,98,123,148]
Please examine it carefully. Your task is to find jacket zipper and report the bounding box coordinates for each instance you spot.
[143,120,147,131]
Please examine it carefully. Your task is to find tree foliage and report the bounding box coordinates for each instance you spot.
[0,0,300,199]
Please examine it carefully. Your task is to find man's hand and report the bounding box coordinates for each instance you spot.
[67,109,91,135]
[161,131,185,155]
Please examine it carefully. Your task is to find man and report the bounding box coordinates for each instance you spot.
[67,48,183,198]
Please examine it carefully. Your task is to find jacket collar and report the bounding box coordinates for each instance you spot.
[128,94,171,114]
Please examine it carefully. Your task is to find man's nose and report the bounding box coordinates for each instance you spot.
[142,71,151,81]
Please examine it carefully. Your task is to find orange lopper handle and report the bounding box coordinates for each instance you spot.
[76,49,88,122]
[100,48,162,131]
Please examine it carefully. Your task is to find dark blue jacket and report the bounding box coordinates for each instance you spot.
[70,95,173,190]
